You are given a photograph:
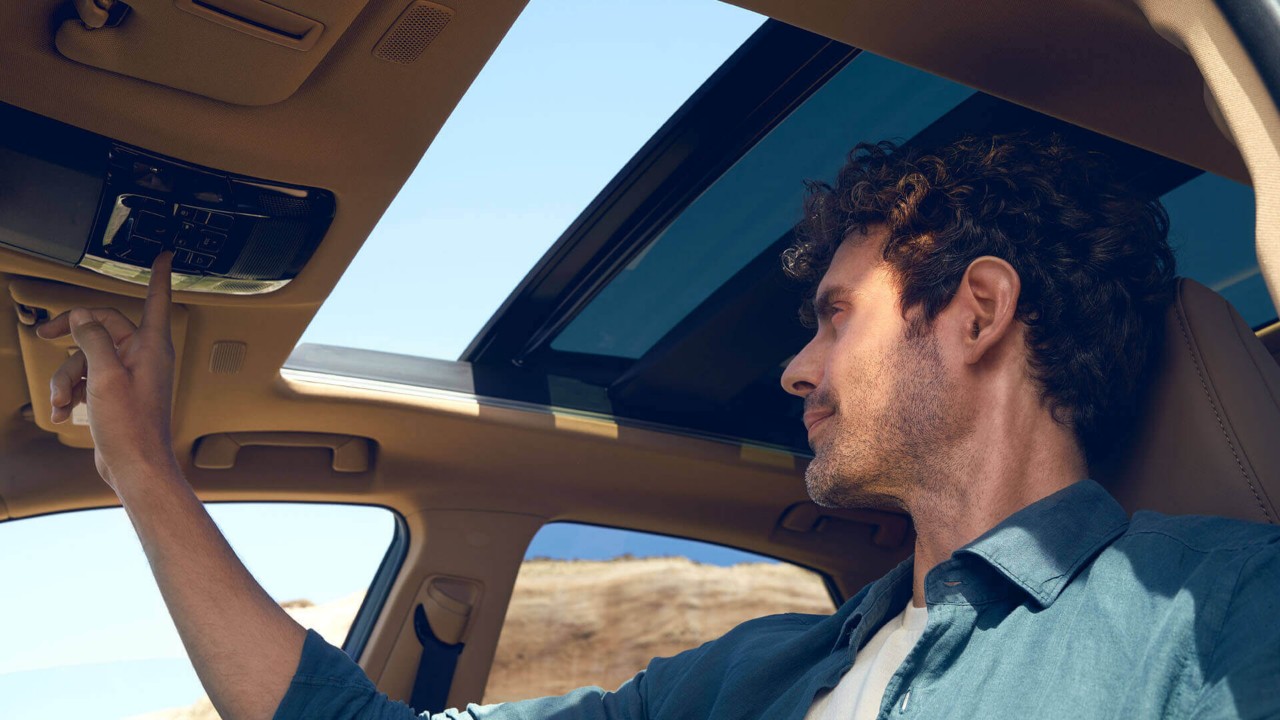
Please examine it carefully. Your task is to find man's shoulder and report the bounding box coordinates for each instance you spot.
[1070,512,1280,653]
[1104,510,1280,597]
[1122,510,1280,554]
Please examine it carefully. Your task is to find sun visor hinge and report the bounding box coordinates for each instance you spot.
[71,0,130,30]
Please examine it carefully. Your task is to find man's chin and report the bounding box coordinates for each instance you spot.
[803,459,853,509]
[803,459,902,511]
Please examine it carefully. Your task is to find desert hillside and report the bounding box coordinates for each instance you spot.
[133,557,833,718]
[484,556,833,702]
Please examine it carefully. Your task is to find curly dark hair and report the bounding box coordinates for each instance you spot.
[782,133,1177,470]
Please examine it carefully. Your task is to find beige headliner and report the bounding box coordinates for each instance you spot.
[0,0,1276,707]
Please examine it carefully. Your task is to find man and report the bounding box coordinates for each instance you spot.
[38,134,1279,719]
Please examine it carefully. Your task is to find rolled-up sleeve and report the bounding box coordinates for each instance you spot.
[273,630,647,720]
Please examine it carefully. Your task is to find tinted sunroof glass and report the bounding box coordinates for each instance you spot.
[552,54,1275,361]
[297,0,764,360]
[551,53,975,358]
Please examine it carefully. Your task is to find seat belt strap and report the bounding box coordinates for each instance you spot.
[409,602,465,715]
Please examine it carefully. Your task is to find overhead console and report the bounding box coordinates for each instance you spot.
[0,101,334,294]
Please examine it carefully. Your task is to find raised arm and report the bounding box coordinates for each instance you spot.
[37,253,305,720]
[36,254,653,720]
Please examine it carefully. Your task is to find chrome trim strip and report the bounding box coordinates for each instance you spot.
[80,253,291,295]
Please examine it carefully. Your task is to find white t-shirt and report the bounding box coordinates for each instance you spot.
[803,602,928,720]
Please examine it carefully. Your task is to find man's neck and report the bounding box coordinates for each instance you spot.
[904,426,1087,608]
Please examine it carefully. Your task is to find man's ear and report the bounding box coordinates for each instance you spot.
[953,256,1021,365]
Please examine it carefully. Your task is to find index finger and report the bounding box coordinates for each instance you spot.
[141,251,173,333]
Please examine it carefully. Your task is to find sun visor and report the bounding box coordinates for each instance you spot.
[54,0,374,105]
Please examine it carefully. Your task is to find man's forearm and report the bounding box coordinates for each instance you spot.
[35,262,309,720]
[118,459,305,720]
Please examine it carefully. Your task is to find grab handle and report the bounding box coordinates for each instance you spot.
[193,432,372,472]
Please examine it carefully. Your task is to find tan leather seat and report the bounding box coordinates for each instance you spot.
[1098,278,1279,524]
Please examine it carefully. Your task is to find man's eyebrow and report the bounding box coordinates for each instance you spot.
[811,286,852,318]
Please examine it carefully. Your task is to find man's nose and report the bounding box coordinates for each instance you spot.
[781,339,822,397]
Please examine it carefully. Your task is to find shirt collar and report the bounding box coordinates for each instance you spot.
[832,479,1129,653]
[833,556,914,654]
[953,478,1129,609]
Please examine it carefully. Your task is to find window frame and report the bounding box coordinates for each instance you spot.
[515,518,845,608]
[480,518,848,703]
[0,499,409,659]
[343,507,409,658]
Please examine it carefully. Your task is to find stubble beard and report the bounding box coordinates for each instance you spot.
[804,330,965,512]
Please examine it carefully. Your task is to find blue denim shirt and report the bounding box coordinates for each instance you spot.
[274,480,1280,720]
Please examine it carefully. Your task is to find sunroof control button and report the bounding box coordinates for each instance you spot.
[126,236,163,265]
[197,230,225,253]
[135,211,172,244]
[189,252,216,269]
[175,222,199,249]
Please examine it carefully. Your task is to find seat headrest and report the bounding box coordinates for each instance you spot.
[1098,278,1279,523]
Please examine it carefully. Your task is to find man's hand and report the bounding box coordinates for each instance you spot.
[36,252,178,490]
[34,251,309,720]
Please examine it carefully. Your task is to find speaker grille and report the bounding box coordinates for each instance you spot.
[210,342,247,375]
[374,2,453,65]
[230,219,307,278]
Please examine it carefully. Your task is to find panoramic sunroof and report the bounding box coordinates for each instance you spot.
[550,61,1274,362]
[289,17,1276,456]
[550,70,1269,361]
[557,165,1268,367]
[297,0,764,360]
[550,53,976,359]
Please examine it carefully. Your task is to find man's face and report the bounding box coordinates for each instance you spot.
[781,227,970,510]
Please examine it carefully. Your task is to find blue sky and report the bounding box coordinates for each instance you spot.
[298,0,765,360]
[0,2,767,718]
[0,504,396,719]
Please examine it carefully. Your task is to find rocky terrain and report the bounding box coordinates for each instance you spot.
[483,556,833,703]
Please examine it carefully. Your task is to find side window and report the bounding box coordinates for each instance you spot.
[0,503,398,720]
[483,523,834,703]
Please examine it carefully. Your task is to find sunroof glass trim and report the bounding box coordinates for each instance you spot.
[281,350,810,456]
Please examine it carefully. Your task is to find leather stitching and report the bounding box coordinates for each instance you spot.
[1175,296,1275,524]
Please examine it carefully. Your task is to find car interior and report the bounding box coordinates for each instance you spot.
[1,0,1278,713]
